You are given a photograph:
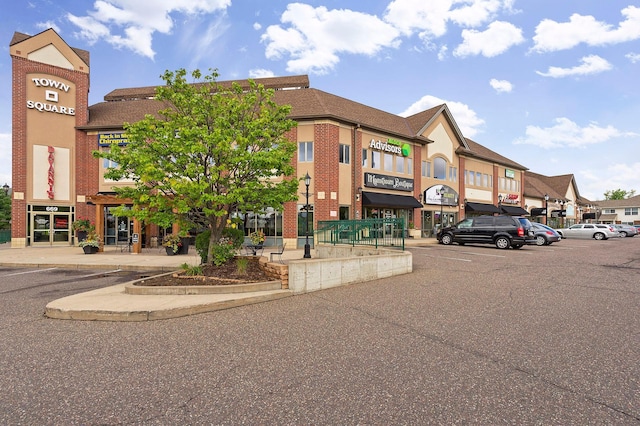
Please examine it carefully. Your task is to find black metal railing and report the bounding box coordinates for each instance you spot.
[316,218,405,250]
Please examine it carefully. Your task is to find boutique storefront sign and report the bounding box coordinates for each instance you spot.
[364,172,414,192]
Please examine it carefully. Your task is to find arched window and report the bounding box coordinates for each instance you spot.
[434,157,447,180]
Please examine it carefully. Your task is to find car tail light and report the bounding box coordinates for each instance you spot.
[518,226,524,237]
[545,231,553,235]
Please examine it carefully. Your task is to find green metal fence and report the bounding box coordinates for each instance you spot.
[0,229,10,244]
[316,218,405,250]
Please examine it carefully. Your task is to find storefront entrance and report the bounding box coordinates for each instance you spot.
[29,205,73,246]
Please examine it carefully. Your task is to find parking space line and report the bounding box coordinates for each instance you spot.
[459,251,506,258]
[1,267,58,277]
[422,254,472,262]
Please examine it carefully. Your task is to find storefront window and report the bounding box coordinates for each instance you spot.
[384,153,393,172]
[434,157,446,179]
[297,204,314,237]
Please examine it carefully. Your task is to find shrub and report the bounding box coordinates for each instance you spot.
[211,237,236,266]
[196,228,244,264]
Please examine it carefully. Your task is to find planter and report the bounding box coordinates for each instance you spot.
[408,229,421,238]
[82,245,99,254]
[179,237,190,255]
[165,247,178,256]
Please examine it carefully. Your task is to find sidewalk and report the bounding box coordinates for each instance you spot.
[0,238,437,321]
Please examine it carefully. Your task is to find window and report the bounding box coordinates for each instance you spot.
[339,144,350,164]
[407,158,412,175]
[467,170,475,185]
[422,161,431,177]
[475,172,482,185]
[384,153,393,172]
[299,142,313,162]
[434,157,446,179]
[625,208,638,215]
[362,149,368,168]
[297,204,314,237]
[339,206,349,220]
[371,151,380,169]
[603,208,615,214]
[483,174,489,187]
[395,157,404,173]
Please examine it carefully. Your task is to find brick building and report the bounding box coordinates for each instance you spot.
[11,29,539,251]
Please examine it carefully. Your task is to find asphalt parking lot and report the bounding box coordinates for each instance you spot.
[0,237,638,424]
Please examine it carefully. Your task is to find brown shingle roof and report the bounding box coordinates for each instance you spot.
[84,78,432,142]
[524,172,563,200]
[103,75,310,101]
[459,138,526,170]
[11,30,90,67]
[593,194,640,207]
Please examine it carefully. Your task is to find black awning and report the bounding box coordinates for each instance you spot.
[530,207,546,216]
[582,212,596,220]
[465,202,500,214]
[501,205,529,216]
[362,192,423,208]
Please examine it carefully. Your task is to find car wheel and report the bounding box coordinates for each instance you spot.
[536,235,546,246]
[512,244,523,249]
[495,236,510,249]
[620,231,627,237]
[593,232,605,240]
[441,233,453,245]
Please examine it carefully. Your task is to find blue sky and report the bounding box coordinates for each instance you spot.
[1,0,639,201]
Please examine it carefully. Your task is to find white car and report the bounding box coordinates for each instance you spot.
[555,224,619,240]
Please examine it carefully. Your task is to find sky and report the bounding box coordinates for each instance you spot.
[1,0,639,202]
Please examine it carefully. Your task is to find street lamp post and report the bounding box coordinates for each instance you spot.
[303,172,312,259]
[544,194,549,225]
[559,200,565,228]
[498,194,503,213]
[439,185,445,231]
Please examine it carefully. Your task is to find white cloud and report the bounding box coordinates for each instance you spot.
[578,163,640,201]
[513,117,635,148]
[489,78,513,93]
[399,95,485,138]
[253,22,261,31]
[261,4,401,75]
[383,0,506,40]
[248,68,275,78]
[626,52,640,63]
[454,20,524,57]
[437,45,448,61]
[532,6,640,53]
[36,21,61,33]
[67,0,231,59]
[535,55,612,78]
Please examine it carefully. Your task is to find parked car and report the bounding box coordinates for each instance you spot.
[555,223,619,240]
[611,224,638,237]
[437,215,536,249]
[531,223,562,245]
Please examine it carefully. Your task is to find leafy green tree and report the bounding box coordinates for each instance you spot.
[0,187,10,230]
[95,69,298,264]
[603,189,636,200]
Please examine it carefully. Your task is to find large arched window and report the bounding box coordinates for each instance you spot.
[433,157,447,180]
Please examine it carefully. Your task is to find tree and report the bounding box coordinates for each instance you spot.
[0,187,10,230]
[603,189,636,200]
[95,69,299,264]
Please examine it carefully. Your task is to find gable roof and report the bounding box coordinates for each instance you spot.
[593,194,640,208]
[83,75,434,143]
[459,138,526,170]
[406,104,470,150]
[525,171,586,203]
[10,29,90,68]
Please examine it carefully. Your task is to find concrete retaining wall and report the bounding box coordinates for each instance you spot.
[286,246,412,294]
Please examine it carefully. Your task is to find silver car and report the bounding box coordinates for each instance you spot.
[611,224,638,237]
[555,223,619,240]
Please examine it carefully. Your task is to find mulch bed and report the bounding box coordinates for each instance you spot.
[136,257,272,287]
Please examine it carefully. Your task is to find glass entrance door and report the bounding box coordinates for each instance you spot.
[31,212,71,246]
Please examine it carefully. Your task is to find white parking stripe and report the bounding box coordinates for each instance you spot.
[1,267,58,277]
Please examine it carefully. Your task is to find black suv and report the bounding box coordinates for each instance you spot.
[437,215,536,249]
